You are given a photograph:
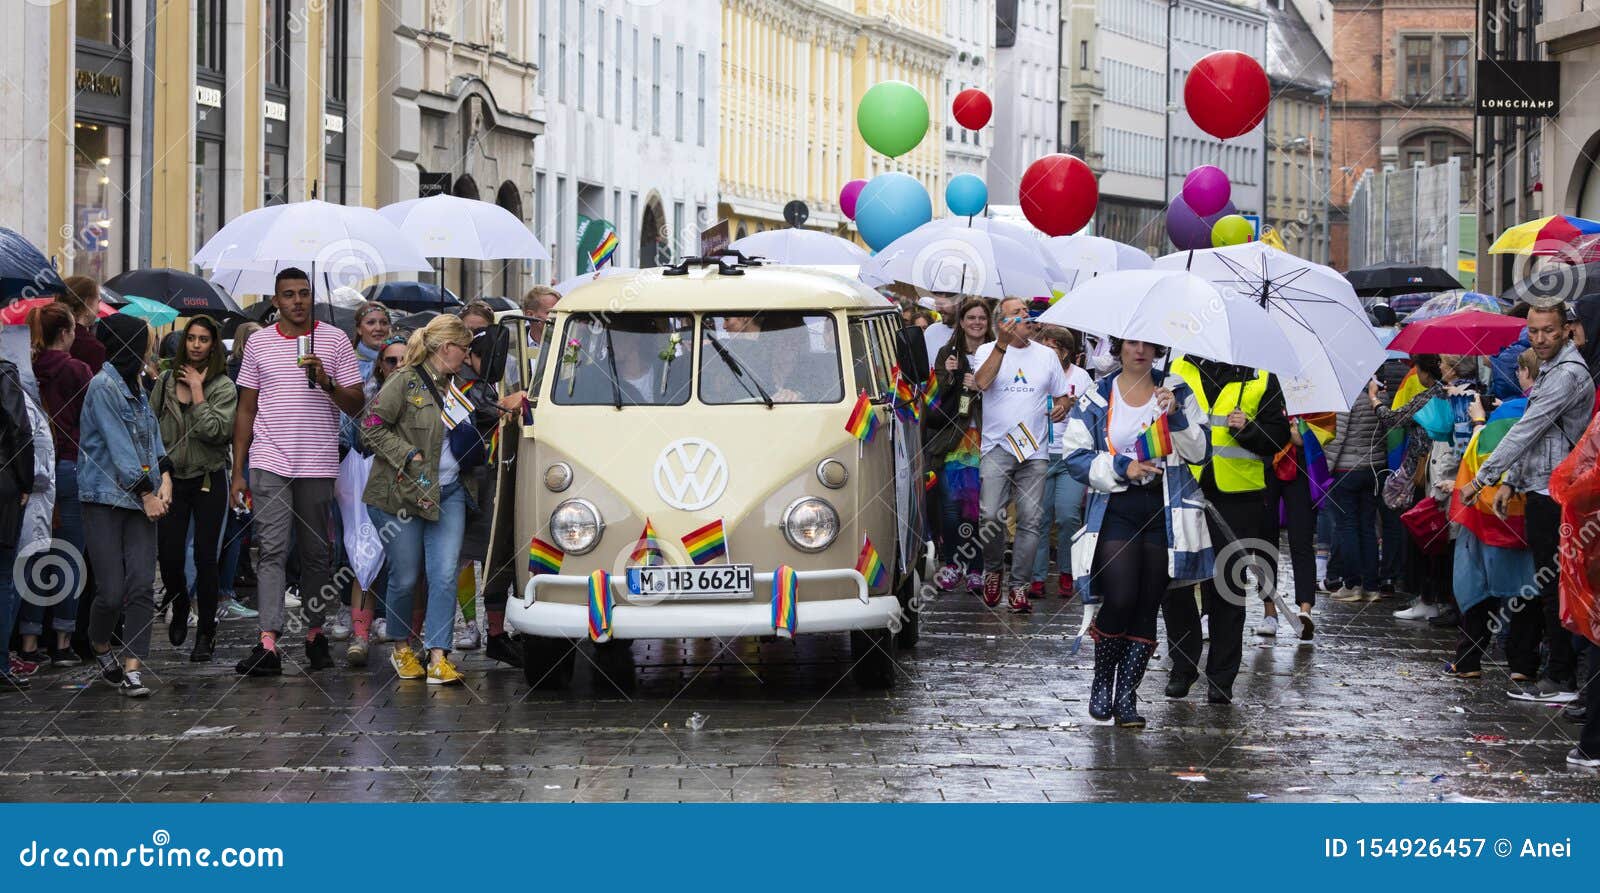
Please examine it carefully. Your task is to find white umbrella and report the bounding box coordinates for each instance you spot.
[1153,243,1387,414]
[554,266,646,296]
[860,224,1065,299]
[729,229,869,265]
[378,194,550,262]
[194,200,432,291]
[1044,235,1153,292]
[1040,270,1294,373]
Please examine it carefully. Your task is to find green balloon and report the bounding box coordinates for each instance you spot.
[1211,214,1254,248]
[857,81,930,158]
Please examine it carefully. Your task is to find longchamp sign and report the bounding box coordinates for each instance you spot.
[1476,60,1560,117]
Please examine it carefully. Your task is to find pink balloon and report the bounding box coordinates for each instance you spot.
[839,179,868,220]
[1182,165,1231,218]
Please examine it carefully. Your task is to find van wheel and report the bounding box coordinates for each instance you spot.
[592,640,637,694]
[894,572,921,650]
[850,628,898,689]
[521,636,576,689]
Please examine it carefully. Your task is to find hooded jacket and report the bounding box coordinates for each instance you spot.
[31,347,93,462]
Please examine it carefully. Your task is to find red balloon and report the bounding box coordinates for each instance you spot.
[1019,154,1098,237]
[953,88,993,130]
[1184,51,1269,140]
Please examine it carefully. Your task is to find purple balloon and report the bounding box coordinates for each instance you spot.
[839,179,868,221]
[1182,165,1231,217]
[1166,195,1237,251]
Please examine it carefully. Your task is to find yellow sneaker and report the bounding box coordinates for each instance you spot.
[426,656,463,686]
[389,645,425,680]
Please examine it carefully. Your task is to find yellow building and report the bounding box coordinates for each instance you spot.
[718,0,952,240]
[9,1,382,285]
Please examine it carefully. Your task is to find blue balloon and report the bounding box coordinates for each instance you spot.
[854,172,934,252]
[944,173,988,218]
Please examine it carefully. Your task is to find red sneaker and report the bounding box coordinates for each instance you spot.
[981,572,1002,607]
[1008,586,1033,614]
[1059,573,1074,599]
[1029,581,1045,599]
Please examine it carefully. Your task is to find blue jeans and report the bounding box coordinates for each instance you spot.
[1330,467,1380,590]
[1378,497,1404,585]
[1032,456,1086,582]
[18,459,84,636]
[368,483,466,653]
[218,505,250,599]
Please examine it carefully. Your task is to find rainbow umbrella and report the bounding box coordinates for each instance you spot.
[1488,215,1600,256]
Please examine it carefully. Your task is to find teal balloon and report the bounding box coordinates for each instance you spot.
[855,172,933,252]
[945,174,988,218]
[857,81,930,158]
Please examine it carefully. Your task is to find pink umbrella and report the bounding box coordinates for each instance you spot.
[1,296,114,326]
[1388,310,1527,356]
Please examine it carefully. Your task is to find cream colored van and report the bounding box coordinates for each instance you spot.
[493,257,932,689]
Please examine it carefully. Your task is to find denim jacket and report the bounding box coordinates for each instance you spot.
[78,367,166,511]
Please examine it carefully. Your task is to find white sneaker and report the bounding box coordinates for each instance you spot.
[284,586,302,610]
[453,622,482,651]
[1331,586,1367,603]
[327,607,352,642]
[1254,615,1279,637]
[372,617,392,643]
[1392,600,1441,620]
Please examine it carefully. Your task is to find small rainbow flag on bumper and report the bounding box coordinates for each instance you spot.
[588,230,619,269]
[528,537,564,575]
[772,565,798,638]
[631,518,665,566]
[856,537,887,588]
[1133,413,1173,461]
[681,518,727,564]
[845,391,878,443]
[587,570,614,642]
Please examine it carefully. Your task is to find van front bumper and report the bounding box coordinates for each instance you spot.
[507,569,901,639]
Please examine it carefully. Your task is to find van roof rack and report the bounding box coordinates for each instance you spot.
[662,249,765,277]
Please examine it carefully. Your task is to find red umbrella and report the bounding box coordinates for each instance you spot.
[1388,310,1527,356]
[0,296,115,326]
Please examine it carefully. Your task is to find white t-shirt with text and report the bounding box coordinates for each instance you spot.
[973,340,1072,461]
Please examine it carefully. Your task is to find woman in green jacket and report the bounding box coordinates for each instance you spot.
[360,315,478,686]
[152,315,237,661]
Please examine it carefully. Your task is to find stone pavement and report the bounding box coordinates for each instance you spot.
[1,584,1596,803]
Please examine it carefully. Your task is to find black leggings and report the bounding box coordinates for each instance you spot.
[1092,486,1169,642]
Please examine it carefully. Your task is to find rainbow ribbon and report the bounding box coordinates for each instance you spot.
[587,570,614,643]
[772,565,798,639]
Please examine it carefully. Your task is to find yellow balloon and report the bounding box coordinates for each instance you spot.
[1211,214,1254,247]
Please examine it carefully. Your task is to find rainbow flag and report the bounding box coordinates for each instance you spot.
[528,537,564,575]
[772,565,798,638]
[923,470,937,491]
[588,229,619,269]
[681,518,727,565]
[923,366,941,408]
[1387,367,1424,471]
[1132,413,1173,461]
[587,570,614,643]
[856,537,887,588]
[631,518,666,566]
[845,391,878,443]
[1450,397,1528,548]
[893,366,915,405]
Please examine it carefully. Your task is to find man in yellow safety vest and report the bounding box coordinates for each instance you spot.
[1163,355,1291,704]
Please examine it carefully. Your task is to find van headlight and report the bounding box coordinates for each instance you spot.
[549,499,603,555]
[782,497,839,553]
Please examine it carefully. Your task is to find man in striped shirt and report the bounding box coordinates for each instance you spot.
[231,268,366,677]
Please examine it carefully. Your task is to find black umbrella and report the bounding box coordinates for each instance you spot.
[1500,261,1600,308]
[0,226,66,300]
[251,298,359,337]
[392,309,440,332]
[360,281,463,311]
[1344,261,1461,298]
[478,296,517,312]
[105,267,246,319]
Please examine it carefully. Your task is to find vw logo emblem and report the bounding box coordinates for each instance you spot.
[653,438,729,511]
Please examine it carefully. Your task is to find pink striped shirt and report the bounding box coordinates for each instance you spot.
[238,321,361,478]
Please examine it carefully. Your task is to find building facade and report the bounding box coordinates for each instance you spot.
[527,0,720,283]
[1169,0,1269,230]
[1265,0,1333,262]
[718,0,952,239]
[1536,3,1600,292]
[1328,0,1475,272]
[988,0,1060,204]
[1475,0,1548,296]
[942,0,996,186]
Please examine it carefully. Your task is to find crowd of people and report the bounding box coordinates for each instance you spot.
[0,271,555,695]
[908,289,1600,768]
[2,267,1599,771]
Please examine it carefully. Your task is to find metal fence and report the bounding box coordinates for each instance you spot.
[1346,159,1461,274]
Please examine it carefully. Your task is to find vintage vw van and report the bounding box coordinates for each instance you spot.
[494,256,931,689]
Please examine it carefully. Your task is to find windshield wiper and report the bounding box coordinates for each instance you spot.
[602,325,624,409]
[705,334,774,408]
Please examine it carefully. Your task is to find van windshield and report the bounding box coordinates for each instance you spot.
[699,313,843,405]
[551,313,694,406]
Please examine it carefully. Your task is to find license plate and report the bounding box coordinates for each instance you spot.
[627,564,754,600]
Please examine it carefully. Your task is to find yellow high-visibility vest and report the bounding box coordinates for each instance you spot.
[1170,358,1270,493]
